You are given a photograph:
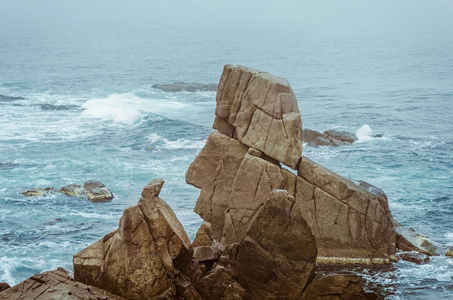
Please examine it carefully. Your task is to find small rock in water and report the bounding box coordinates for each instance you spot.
[22,187,54,197]
[84,181,113,202]
[59,184,84,197]
[445,246,453,257]
[398,252,430,264]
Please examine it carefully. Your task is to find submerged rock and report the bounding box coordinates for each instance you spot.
[152,82,218,92]
[59,184,84,197]
[0,268,125,299]
[21,187,54,197]
[74,178,192,300]
[83,180,113,202]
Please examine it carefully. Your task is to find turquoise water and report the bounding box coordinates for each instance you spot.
[1,2,453,298]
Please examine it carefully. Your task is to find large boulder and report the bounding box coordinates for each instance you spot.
[73,178,192,300]
[0,268,125,300]
[233,190,317,299]
[213,64,302,169]
[296,157,397,262]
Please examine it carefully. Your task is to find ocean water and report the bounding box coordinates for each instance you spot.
[1,2,453,299]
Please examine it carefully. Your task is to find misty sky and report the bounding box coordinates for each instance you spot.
[1,0,453,36]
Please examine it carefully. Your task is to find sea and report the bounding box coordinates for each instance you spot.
[1,2,452,299]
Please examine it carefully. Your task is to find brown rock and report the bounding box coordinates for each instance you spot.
[186,131,248,240]
[73,179,192,300]
[59,184,84,197]
[192,221,214,247]
[301,273,378,300]
[0,282,10,292]
[195,265,244,300]
[297,156,396,262]
[446,246,453,257]
[213,64,302,169]
[233,190,317,299]
[0,268,125,299]
[398,252,430,264]
[393,220,437,255]
[83,180,113,202]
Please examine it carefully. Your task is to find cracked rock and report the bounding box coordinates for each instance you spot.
[73,178,192,300]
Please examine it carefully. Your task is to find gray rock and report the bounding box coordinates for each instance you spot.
[83,181,113,202]
[152,82,218,92]
[59,184,84,197]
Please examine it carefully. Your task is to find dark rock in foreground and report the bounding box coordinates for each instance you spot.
[301,274,378,299]
[152,82,218,92]
[0,268,125,299]
[0,282,10,293]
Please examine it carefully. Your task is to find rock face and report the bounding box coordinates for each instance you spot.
[0,268,125,299]
[187,65,396,264]
[213,64,302,169]
[73,178,192,300]
[301,274,377,300]
[297,157,396,262]
[232,190,317,299]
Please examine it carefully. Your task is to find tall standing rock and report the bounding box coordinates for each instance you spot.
[213,65,302,169]
[73,179,192,300]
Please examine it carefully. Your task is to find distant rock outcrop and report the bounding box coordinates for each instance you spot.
[83,180,114,202]
[152,82,218,92]
[303,128,358,146]
[0,268,125,299]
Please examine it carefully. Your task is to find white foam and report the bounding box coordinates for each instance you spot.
[356,124,374,143]
[82,93,143,125]
[147,133,206,150]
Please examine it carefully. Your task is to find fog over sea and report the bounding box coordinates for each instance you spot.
[1,1,452,298]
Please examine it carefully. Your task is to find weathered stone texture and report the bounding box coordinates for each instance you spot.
[213,64,302,169]
[301,274,378,300]
[73,178,192,300]
[0,268,125,300]
[297,156,396,260]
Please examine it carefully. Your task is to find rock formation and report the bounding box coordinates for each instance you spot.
[297,157,396,262]
[213,64,302,169]
[187,65,396,264]
[6,65,405,299]
[73,178,192,300]
[0,268,125,299]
